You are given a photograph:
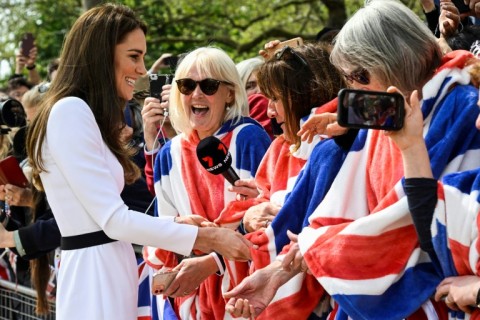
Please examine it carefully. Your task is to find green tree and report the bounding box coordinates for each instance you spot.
[0,0,423,86]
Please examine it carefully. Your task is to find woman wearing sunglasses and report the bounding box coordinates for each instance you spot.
[142,46,271,319]
[226,0,480,319]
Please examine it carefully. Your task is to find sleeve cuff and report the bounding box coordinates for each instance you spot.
[13,230,26,257]
[144,145,161,155]
[210,252,226,276]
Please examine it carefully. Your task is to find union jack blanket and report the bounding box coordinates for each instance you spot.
[139,117,270,320]
[297,51,480,319]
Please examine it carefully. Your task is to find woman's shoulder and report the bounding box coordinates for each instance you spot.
[48,97,95,132]
[50,97,91,118]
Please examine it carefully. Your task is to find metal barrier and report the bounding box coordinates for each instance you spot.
[0,279,55,320]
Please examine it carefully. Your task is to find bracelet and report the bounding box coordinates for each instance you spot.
[26,64,36,70]
[476,287,480,308]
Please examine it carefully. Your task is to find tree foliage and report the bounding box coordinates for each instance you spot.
[0,0,423,85]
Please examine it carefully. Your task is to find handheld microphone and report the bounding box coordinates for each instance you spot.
[196,136,240,185]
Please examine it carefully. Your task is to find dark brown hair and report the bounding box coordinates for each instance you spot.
[258,42,345,148]
[27,3,146,187]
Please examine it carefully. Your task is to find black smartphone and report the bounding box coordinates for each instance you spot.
[20,33,35,57]
[452,0,470,13]
[149,73,173,99]
[337,88,405,131]
[163,56,179,69]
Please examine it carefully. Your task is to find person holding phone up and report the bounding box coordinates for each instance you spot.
[25,4,252,320]
[13,33,40,85]
[225,0,480,318]
[382,58,480,316]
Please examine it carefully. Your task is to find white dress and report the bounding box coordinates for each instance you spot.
[40,97,198,320]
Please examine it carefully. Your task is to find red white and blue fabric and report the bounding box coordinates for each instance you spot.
[434,168,480,320]
[139,117,270,320]
[240,99,346,319]
[296,51,480,319]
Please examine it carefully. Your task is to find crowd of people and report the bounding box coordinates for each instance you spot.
[2,0,480,319]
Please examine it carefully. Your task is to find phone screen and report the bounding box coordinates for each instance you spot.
[20,33,35,56]
[337,89,405,131]
[149,74,173,99]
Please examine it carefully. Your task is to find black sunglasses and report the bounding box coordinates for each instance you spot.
[275,46,308,67]
[176,78,232,96]
[342,68,370,85]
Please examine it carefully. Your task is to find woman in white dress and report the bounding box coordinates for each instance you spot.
[25,4,251,320]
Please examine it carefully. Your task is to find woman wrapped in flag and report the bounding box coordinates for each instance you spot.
[225,0,480,319]
[225,42,346,319]
[141,46,271,320]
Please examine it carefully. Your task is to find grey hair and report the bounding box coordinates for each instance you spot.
[169,46,249,135]
[331,0,442,95]
[236,57,264,89]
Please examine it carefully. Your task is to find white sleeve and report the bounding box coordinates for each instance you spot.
[45,98,197,256]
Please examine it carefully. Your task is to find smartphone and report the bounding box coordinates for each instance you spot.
[337,88,405,131]
[266,37,304,58]
[452,0,470,13]
[163,56,179,69]
[151,270,179,295]
[20,33,35,57]
[149,73,173,99]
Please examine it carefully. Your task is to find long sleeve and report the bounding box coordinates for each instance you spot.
[41,97,197,256]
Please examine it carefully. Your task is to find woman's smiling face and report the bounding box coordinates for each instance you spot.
[114,28,147,101]
[180,65,234,139]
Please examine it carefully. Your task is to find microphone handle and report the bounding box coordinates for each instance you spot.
[222,166,240,186]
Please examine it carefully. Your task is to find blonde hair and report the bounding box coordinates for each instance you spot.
[169,47,248,135]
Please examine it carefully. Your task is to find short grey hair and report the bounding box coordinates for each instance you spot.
[169,46,249,135]
[236,57,264,89]
[331,0,442,95]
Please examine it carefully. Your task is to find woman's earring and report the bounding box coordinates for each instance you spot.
[225,103,231,111]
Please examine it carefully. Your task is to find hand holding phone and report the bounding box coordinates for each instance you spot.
[337,88,405,131]
[151,270,179,295]
[20,33,35,57]
[149,74,173,100]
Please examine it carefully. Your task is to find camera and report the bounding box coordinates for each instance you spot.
[337,88,405,131]
[0,99,26,131]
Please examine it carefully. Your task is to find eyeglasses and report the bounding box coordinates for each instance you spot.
[274,46,308,67]
[342,68,370,85]
[176,78,232,96]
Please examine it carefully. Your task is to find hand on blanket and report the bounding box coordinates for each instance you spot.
[175,215,217,227]
[297,113,347,143]
[243,202,280,233]
[281,230,309,274]
[435,275,480,313]
[224,262,288,318]
[228,178,260,201]
[165,255,217,297]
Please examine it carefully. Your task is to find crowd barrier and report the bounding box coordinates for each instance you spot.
[0,279,55,320]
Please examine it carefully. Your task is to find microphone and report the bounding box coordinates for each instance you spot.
[196,136,240,185]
